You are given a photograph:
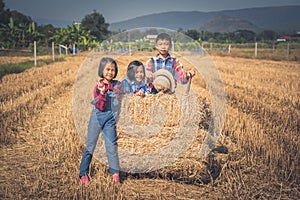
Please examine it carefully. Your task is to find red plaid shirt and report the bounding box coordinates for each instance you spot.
[145,54,188,84]
[94,80,123,111]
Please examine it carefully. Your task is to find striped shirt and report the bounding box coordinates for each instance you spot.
[121,78,151,94]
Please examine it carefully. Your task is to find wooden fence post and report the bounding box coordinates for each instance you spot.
[287,42,290,57]
[34,41,37,66]
[52,42,55,61]
[59,44,68,56]
[255,42,258,57]
[59,44,61,56]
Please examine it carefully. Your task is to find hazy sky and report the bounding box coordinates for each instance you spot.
[4,0,300,24]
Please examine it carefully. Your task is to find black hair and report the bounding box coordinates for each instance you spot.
[156,33,172,44]
[126,60,145,81]
[98,57,118,78]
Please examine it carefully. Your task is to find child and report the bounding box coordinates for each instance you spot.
[79,57,123,186]
[145,32,195,85]
[122,60,156,95]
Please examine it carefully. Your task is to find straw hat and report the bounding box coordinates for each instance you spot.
[153,69,176,93]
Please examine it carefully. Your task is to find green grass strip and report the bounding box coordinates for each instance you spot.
[0,57,65,80]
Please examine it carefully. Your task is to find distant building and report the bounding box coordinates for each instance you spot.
[277,35,300,42]
[146,35,157,42]
[276,35,290,42]
[73,21,81,26]
[276,38,287,42]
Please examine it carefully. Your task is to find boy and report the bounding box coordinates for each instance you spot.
[145,33,195,86]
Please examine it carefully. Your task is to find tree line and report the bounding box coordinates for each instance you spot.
[0,0,298,51]
[0,0,109,50]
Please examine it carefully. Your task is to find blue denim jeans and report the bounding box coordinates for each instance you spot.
[79,106,120,177]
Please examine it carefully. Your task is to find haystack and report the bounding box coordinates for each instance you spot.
[115,92,220,184]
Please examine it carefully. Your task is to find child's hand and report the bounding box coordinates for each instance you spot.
[97,79,106,94]
[146,71,154,81]
[135,90,145,97]
[187,70,195,78]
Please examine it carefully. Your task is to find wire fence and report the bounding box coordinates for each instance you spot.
[0,42,77,79]
[202,42,300,61]
[0,42,78,56]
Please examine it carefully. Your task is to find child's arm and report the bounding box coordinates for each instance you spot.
[113,80,123,100]
[145,59,154,82]
[173,59,195,84]
[121,79,132,94]
[138,82,152,95]
[121,79,145,96]
[94,85,107,111]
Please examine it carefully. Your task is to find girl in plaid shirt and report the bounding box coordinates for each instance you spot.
[122,60,157,96]
[79,57,122,186]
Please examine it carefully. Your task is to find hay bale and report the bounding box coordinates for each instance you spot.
[117,94,182,153]
[123,94,181,127]
[116,93,218,183]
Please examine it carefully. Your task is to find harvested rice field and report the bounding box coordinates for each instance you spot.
[0,51,299,199]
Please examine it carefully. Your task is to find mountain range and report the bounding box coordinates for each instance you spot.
[108,6,300,33]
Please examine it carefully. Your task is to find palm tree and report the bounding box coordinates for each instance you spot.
[0,17,21,48]
[50,22,95,51]
[67,22,95,50]
[28,22,44,45]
